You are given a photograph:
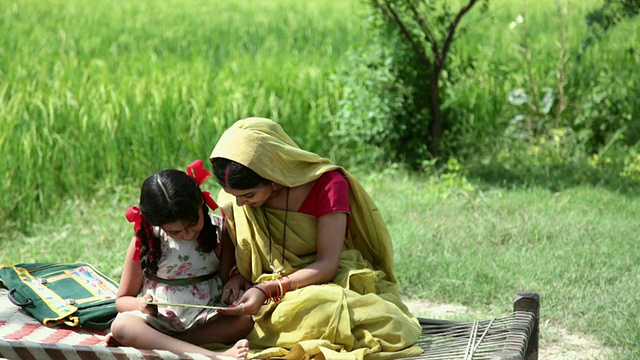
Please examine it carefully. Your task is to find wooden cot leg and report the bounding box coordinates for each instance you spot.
[491,350,523,360]
[514,292,540,360]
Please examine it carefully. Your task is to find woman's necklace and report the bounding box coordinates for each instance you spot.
[261,187,289,275]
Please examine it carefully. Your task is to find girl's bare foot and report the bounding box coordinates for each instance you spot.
[217,339,249,360]
[104,332,121,347]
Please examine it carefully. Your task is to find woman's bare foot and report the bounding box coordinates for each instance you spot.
[216,339,249,360]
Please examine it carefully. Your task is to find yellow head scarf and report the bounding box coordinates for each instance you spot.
[210,117,397,282]
[210,117,336,186]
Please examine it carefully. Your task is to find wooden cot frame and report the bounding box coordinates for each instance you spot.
[0,291,540,360]
[407,292,539,360]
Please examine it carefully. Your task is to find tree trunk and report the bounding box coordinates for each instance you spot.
[428,72,443,159]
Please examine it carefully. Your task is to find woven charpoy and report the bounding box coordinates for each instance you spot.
[0,315,535,360]
[0,339,214,360]
[0,288,109,348]
[0,317,534,360]
[408,312,536,360]
[0,288,216,360]
[0,288,537,360]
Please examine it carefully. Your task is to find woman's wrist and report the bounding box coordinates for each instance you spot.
[253,284,270,304]
[228,264,241,279]
[253,276,293,304]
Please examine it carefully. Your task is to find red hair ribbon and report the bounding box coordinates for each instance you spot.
[187,160,218,211]
[125,206,143,232]
[125,205,152,261]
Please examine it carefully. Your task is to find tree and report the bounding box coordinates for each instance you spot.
[370,0,488,159]
[583,0,640,51]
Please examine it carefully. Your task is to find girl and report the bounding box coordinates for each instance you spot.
[110,160,252,360]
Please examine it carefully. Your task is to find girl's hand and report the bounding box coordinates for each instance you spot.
[139,294,158,316]
[222,274,248,305]
[222,287,266,316]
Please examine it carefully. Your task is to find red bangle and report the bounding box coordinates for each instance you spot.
[228,265,240,279]
[282,275,292,292]
[265,281,273,299]
[271,280,282,302]
[253,285,270,305]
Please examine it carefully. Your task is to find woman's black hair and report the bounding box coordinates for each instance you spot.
[136,169,218,275]
[210,157,270,190]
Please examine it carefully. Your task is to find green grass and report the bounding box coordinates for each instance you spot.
[443,0,640,160]
[362,171,639,358]
[3,172,639,358]
[0,0,370,231]
[2,0,638,230]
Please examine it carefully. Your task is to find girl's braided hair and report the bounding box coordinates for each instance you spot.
[137,169,218,275]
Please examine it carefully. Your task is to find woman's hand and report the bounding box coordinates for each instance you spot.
[222,274,249,305]
[139,294,158,316]
[222,287,266,316]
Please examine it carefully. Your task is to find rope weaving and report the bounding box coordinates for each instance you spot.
[0,288,205,360]
[0,287,538,360]
[0,339,214,360]
[407,311,536,360]
[0,313,537,360]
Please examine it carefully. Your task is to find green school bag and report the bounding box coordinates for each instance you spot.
[0,262,119,331]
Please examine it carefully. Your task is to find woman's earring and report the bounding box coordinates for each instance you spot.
[272,183,277,192]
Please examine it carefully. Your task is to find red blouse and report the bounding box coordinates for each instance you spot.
[298,170,350,218]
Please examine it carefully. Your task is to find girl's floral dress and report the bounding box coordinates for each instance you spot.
[138,214,223,333]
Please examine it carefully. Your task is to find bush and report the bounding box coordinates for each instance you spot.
[331,41,429,168]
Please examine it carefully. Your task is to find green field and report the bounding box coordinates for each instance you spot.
[0,0,370,230]
[2,0,639,358]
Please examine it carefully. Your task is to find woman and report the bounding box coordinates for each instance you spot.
[211,118,422,359]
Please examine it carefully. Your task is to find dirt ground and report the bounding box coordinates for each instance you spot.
[403,298,613,360]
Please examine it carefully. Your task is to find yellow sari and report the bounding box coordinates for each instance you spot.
[211,118,422,360]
